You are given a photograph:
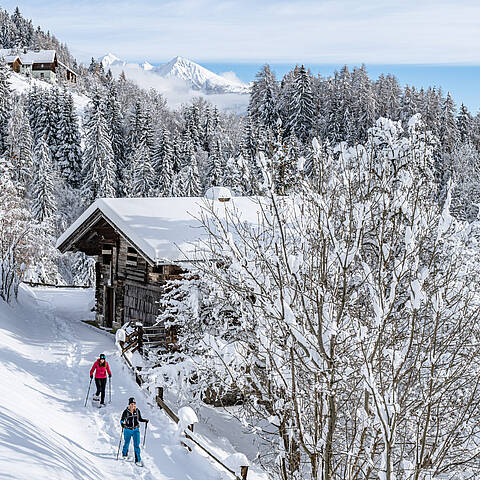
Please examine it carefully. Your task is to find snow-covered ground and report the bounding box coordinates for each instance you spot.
[0,285,266,479]
[9,71,90,116]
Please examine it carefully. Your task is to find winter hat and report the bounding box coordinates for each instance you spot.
[128,397,136,405]
[99,353,106,360]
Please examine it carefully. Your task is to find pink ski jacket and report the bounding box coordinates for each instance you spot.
[90,359,111,379]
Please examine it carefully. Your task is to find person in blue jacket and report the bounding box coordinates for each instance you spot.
[120,397,149,466]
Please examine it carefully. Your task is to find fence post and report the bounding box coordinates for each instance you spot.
[240,466,249,480]
[136,322,144,356]
[135,366,142,386]
[156,387,164,410]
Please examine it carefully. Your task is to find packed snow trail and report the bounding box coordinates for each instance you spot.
[0,285,236,479]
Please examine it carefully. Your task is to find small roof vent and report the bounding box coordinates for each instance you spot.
[205,186,232,202]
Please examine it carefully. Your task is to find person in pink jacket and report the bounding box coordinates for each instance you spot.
[90,353,111,405]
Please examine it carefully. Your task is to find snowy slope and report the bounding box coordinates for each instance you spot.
[99,53,249,95]
[0,285,266,480]
[9,71,90,116]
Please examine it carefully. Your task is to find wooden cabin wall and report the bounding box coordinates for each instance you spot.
[87,222,186,337]
[114,237,166,327]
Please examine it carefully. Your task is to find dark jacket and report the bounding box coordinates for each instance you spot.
[121,407,147,429]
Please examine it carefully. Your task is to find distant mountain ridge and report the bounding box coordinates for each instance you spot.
[100,54,250,95]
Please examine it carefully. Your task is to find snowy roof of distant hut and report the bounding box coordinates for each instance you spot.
[0,49,22,64]
[56,190,264,265]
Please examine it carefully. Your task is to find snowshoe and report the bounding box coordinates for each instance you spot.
[135,461,144,467]
[92,395,100,407]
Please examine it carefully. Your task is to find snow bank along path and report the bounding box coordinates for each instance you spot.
[0,285,235,479]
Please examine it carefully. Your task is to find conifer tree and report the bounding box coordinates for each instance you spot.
[153,130,174,196]
[439,93,459,154]
[32,89,53,144]
[104,82,125,191]
[278,68,296,134]
[157,152,174,197]
[48,86,62,164]
[458,104,473,144]
[57,90,82,187]
[128,140,155,197]
[400,85,419,125]
[351,65,377,142]
[375,74,401,120]
[81,91,116,203]
[205,138,224,188]
[223,156,249,195]
[129,102,144,151]
[179,131,196,170]
[171,132,182,173]
[0,58,11,155]
[249,64,280,130]
[170,169,187,196]
[287,65,315,142]
[26,86,41,138]
[181,153,201,196]
[240,117,257,163]
[6,101,33,185]
[32,136,56,222]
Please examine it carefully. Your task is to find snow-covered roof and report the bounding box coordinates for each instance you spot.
[56,196,263,264]
[0,49,20,63]
[58,60,77,75]
[205,186,232,201]
[19,50,56,65]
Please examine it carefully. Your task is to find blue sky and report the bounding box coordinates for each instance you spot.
[5,0,480,64]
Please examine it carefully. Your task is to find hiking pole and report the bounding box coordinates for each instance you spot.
[109,377,112,403]
[84,377,92,407]
[116,426,124,460]
[143,421,148,447]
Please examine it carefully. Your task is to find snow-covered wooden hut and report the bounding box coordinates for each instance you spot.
[56,188,260,333]
[0,49,22,73]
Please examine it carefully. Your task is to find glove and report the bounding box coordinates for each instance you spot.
[145,419,149,423]
[121,421,125,427]
[108,374,111,378]
[90,374,93,379]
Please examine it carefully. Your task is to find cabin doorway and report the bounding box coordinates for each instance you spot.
[104,286,114,328]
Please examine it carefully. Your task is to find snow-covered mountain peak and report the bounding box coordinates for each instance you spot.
[141,61,154,71]
[100,53,125,69]
[99,53,249,95]
[156,56,249,94]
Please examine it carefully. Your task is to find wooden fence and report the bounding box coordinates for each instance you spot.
[119,322,249,480]
[24,281,91,288]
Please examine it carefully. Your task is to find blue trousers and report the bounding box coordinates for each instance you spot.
[122,428,141,461]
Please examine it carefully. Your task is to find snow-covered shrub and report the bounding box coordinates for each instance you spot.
[161,116,480,480]
[154,274,247,407]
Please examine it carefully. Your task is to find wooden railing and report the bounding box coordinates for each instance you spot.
[24,281,91,288]
[119,322,249,480]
